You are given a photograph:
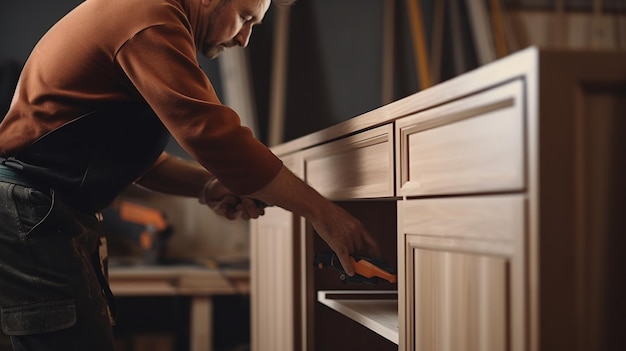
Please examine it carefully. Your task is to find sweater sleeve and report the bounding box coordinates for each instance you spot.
[115,24,282,195]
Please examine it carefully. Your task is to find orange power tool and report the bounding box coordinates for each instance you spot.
[314,251,397,284]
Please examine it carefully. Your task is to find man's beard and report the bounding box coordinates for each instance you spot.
[202,43,226,59]
[200,1,229,59]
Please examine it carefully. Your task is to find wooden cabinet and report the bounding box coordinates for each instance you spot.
[251,47,626,351]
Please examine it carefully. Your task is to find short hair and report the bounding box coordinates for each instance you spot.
[272,0,296,6]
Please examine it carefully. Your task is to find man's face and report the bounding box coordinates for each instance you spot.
[199,0,271,58]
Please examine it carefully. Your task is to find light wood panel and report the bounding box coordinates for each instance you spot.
[411,249,508,351]
[250,206,299,351]
[317,290,398,344]
[398,195,526,351]
[303,124,394,199]
[400,194,524,243]
[396,80,524,197]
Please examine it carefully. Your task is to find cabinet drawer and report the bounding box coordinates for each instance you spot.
[396,80,525,197]
[281,154,303,179]
[303,124,394,199]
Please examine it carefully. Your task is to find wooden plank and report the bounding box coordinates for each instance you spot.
[430,0,446,84]
[407,0,432,89]
[589,0,612,49]
[219,47,259,137]
[317,290,399,344]
[190,297,212,351]
[490,0,508,57]
[268,5,291,146]
[382,0,395,105]
[465,0,497,64]
[503,9,530,50]
[551,0,567,48]
[448,0,469,75]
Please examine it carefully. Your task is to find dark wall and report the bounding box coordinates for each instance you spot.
[248,0,479,144]
[0,1,83,63]
[248,0,399,144]
[281,0,384,142]
[0,1,84,117]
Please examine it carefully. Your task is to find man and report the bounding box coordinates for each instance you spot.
[0,0,380,350]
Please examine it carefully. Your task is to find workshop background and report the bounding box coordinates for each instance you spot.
[1,0,624,350]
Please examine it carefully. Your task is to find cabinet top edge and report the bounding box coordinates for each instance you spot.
[271,47,624,156]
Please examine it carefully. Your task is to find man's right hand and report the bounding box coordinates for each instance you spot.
[309,203,381,276]
[251,165,382,276]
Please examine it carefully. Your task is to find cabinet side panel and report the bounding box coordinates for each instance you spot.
[537,51,626,351]
[251,207,297,351]
[581,87,626,351]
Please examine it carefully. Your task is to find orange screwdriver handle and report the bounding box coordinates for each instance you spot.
[350,257,397,283]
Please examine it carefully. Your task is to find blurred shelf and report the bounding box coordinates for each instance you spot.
[108,264,249,296]
[317,290,398,344]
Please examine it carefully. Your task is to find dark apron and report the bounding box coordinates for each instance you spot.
[1,100,170,213]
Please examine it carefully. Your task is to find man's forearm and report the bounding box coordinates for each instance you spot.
[250,165,325,221]
[135,154,213,197]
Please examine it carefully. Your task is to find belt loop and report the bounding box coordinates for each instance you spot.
[0,158,43,189]
[0,156,25,170]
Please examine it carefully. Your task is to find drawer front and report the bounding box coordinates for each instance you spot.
[396,80,525,197]
[303,124,394,199]
[281,154,304,179]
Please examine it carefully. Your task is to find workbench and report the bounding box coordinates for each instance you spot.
[108,265,249,351]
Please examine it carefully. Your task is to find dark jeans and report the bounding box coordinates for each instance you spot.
[0,182,115,351]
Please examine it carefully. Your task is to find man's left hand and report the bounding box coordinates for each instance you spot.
[199,177,267,220]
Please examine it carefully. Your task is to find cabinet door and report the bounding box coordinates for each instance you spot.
[398,196,526,351]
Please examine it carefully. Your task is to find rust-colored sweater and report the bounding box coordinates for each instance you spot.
[0,0,282,195]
